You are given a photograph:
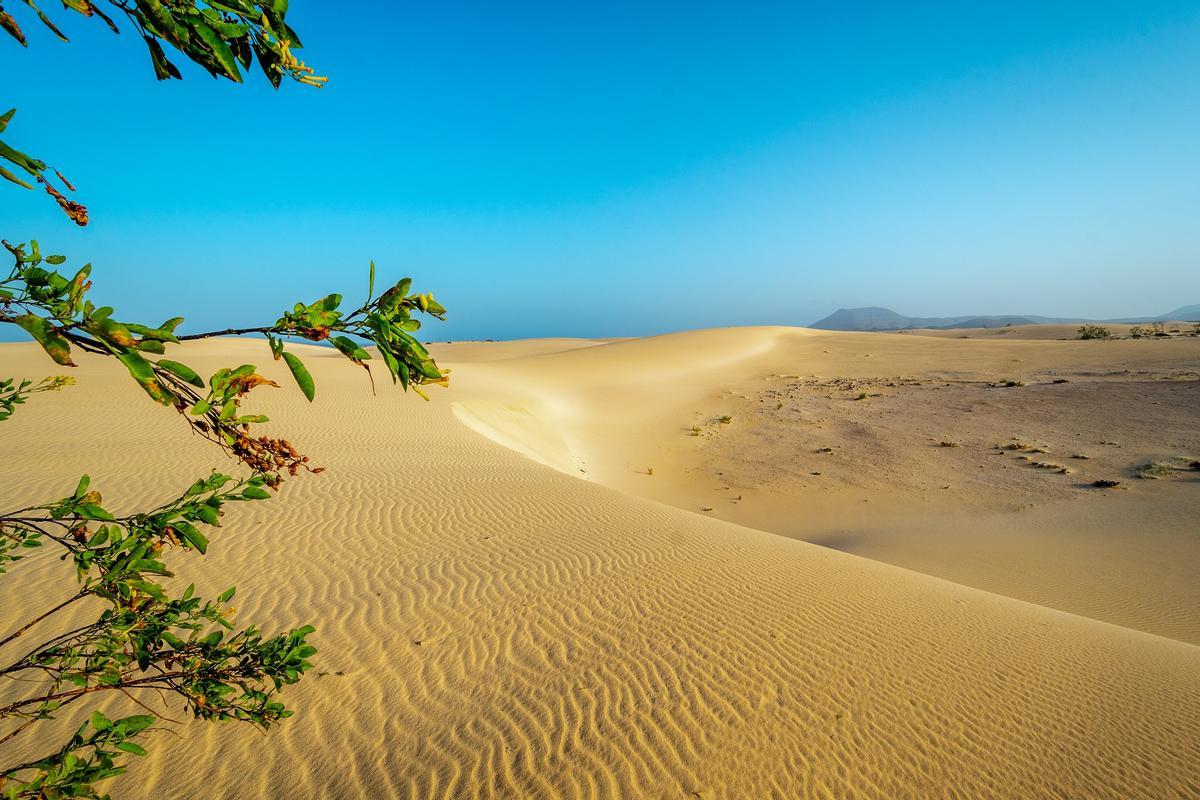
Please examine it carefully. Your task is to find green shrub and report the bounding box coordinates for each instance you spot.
[1077,324,1111,340]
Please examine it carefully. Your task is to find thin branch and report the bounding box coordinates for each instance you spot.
[0,671,188,717]
[0,621,105,678]
[0,589,89,650]
[176,326,274,341]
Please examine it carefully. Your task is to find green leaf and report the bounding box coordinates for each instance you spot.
[14,314,74,366]
[91,710,112,732]
[379,346,401,385]
[0,163,34,189]
[116,715,155,735]
[368,260,375,301]
[115,348,172,405]
[125,321,181,343]
[79,504,115,521]
[92,317,138,347]
[192,19,243,82]
[281,351,315,401]
[74,474,90,499]
[241,486,271,500]
[144,34,183,81]
[174,521,208,554]
[157,359,205,388]
[117,742,148,756]
[331,335,371,362]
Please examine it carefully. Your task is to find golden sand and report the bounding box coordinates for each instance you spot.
[2,328,1198,798]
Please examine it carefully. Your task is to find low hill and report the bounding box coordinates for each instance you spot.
[810,307,1072,331]
[812,305,1200,331]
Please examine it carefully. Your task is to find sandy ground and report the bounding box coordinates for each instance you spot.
[2,328,1199,799]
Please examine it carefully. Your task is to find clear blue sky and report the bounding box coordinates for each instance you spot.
[3,1,1198,339]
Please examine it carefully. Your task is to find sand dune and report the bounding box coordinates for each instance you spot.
[451,327,1200,643]
[2,331,1199,798]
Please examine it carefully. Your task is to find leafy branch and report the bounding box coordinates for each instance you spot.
[1,240,448,483]
[0,108,88,226]
[0,374,72,422]
[0,473,314,799]
[1,4,449,797]
[0,0,324,88]
[1,0,325,224]
[1,244,446,798]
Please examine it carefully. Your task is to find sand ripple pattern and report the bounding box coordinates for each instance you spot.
[1,340,1198,799]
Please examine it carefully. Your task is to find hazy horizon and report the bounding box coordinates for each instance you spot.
[3,2,1198,341]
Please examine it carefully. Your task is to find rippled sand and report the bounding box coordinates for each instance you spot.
[2,328,1198,799]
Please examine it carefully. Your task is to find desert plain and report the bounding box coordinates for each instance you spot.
[2,324,1198,798]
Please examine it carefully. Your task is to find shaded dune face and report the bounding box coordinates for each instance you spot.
[2,331,1199,799]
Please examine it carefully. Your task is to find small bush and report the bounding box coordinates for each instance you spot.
[938,441,959,448]
[718,415,732,424]
[1129,325,1149,338]
[1093,479,1121,488]
[1077,324,1111,340]
[1136,462,1174,480]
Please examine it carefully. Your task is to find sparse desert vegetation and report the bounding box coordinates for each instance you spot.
[1137,462,1174,479]
[1077,324,1112,340]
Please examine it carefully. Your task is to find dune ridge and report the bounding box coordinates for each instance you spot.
[2,333,1199,798]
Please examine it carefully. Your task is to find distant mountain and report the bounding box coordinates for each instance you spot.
[810,305,1200,331]
[809,307,1077,331]
[1149,304,1200,322]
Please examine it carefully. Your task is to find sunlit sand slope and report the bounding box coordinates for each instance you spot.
[2,336,1198,799]
[454,326,1200,643]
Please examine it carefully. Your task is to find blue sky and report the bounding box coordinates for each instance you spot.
[3,1,1198,339]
